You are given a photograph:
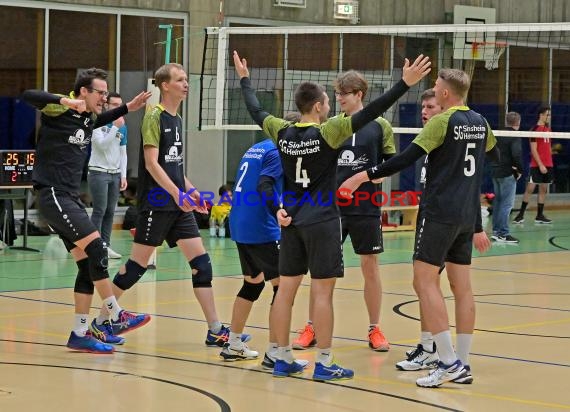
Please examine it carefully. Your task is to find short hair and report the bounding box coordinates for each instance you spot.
[334,70,368,99]
[294,82,326,114]
[74,68,108,96]
[218,184,232,196]
[283,111,301,122]
[154,63,185,91]
[438,68,471,100]
[107,91,121,101]
[420,88,436,101]
[505,111,521,126]
[538,106,551,116]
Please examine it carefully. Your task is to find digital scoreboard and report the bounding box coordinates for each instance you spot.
[0,150,35,187]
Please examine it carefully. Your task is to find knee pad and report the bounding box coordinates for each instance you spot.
[74,258,94,294]
[271,285,279,305]
[190,253,213,288]
[113,259,147,291]
[84,238,109,282]
[237,280,265,302]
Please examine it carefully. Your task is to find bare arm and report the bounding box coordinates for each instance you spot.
[529,140,546,172]
[529,141,542,167]
[183,176,208,214]
[96,91,152,127]
[143,145,192,212]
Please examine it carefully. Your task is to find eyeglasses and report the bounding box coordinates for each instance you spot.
[87,87,109,98]
[334,91,356,97]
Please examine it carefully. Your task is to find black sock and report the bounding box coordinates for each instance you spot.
[519,201,528,215]
[537,203,544,216]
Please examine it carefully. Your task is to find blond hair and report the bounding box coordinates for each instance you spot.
[438,68,471,100]
[154,63,185,91]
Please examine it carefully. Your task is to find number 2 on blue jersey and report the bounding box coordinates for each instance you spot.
[235,162,248,192]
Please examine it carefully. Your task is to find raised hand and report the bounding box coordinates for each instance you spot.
[233,50,250,79]
[126,91,153,112]
[402,54,432,87]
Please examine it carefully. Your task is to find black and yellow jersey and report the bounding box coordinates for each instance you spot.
[22,90,127,194]
[137,104,185,211]
[336,116,395,217]
[263,115,353,226]
[413,106,496,225]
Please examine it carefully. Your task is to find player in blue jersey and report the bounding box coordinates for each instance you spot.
[220,114,309,371]
[219,138,282,363]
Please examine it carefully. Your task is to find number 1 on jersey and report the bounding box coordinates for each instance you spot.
[295,157,310,188]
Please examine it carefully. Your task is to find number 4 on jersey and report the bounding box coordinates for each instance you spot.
[295,157,310,188]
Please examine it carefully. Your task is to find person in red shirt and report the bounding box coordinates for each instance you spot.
[513,106,553,224]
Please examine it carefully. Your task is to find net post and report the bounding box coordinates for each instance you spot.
[215,27,229,129]
[159,24,173,64]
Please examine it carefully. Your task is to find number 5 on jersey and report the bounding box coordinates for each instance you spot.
[295,157,310,188]
[464,143,476,177]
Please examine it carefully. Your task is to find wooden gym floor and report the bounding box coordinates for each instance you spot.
[0,211,569,411]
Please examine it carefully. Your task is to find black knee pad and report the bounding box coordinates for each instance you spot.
[74,258,94,294]
[271,285,279,305]
[190,253,213,288]
[237,280,265,302]
[113,259,147,291]
[84,238,109,282]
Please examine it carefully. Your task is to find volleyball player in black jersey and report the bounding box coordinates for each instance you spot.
[234,50,431,380]
[22,68,152,353]
[293,71,394,352]
[93,63,252,349]
[341,68,497,387]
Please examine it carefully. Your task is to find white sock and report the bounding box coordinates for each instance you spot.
[229,331,242,347]
[208,321,222,334]
[73,314,89,337]
[103,296,123,321]
[267,342,278,356]
[97,304,110,325]
[456,333,473,367]
[433,330,457,365]
[368,323,378,331]
[421,331,434,352]
[96,311,109,325]
[277,346,294,362]
[316,348,333,366]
